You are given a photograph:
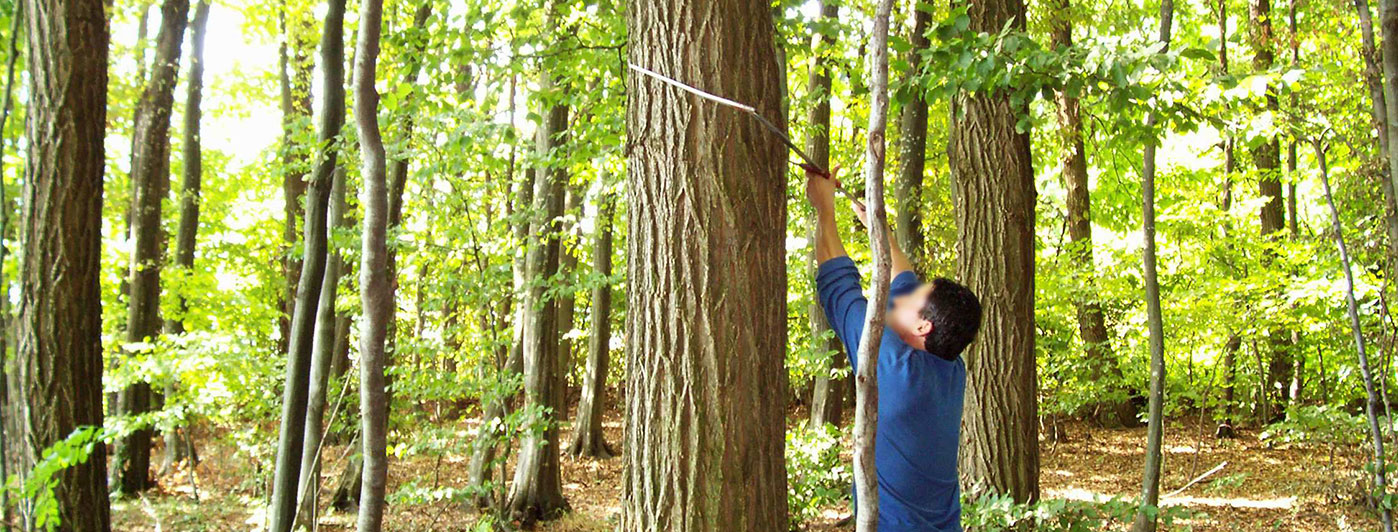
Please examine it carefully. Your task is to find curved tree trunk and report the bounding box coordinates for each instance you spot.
[353,0,390,523]
[295,167,350,528]
[568,191,616,459]
[951,0,1039,505]
[17,0,112,524]
[1315,140,1395,532]
[159,0,211,475]
[623,2,790,529]
[806,0,847,430]
[266,0,349,524]
[114,0,190,496]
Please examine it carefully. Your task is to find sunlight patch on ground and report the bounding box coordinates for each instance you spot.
[1161,494,1296,509]
[1049,486,1297,510]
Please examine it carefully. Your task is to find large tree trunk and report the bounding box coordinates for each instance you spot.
[267,0,348,524]
[893,2,931,274]
[506,71,570,524]
[568,191,617,459]
[951,0,1039,504]
[159,0,211,475]
[1250,0,1291,421]
[114,0,190,496]
[17,0,111,525]
[623,2,790,529]
[1132,1,1174,530]
[1050,0,1133,428]
[806,0,848,430]
[854,2,895,529]
[1315,140,1395,532]
[353,0,390,524]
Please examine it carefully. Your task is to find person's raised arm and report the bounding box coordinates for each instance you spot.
[807,167,848,263]
[851,200,914,276]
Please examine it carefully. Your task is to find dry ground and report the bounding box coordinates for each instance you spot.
[111,411,1380,531]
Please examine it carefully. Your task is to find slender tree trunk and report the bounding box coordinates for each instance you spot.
[1132,2,1174,530]
[951,0,1039,504]
[1215,0,1240,436]
[0,1,22,518]
[506,69,570,525]
[279,7,313,358]
[1250,0,1291,421]
[295,166,347,528]
[468,73,525,506]
[894,1,930,273]
[623,1,790,529]
[17,0,111,524]
[114,0,190,496]
[382,2,432,420]
[158,0,210,475]
[1050,0,1133,428]
[557,185,584,397]
[807,0,847,430]
[267,0,348,523]
[854,2,895,530]
[353,0,390,524]
[568,191,616,459]
[1314,140,1395,532]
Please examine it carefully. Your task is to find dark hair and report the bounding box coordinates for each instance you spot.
[919,278,983,359]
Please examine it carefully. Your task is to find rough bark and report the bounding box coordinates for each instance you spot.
[17,0,112,524]
[114,0,190,496]
[267,0,348,524]
[1132,1,1174,530]
[506,72,570,524]
[854,1,895,529]
[1250,0,1292,420]
[568,191,616,459]
[159,0,211,474]
[951,0,1039,504]
[353,0,390,523]
[623,1,791,529]
[807,0,847,430]
[893,1,931,274]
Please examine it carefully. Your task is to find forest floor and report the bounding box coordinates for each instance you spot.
[111,408,1379,531]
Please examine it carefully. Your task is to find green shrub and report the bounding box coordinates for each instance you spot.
[786,421,851,527]
[961,490,1194,531]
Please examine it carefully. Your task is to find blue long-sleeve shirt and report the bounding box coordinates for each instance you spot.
[816,256,966,532]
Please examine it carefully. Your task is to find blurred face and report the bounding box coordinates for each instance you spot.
[888,282,935,343]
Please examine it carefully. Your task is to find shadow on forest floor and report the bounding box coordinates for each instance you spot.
[111,411,1378,531]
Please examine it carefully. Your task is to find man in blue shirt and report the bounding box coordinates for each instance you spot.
[807,167,983,532]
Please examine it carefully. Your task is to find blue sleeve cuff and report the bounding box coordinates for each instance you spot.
[816,255,857,279]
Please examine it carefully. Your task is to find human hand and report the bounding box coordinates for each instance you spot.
[804,164,841,209]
